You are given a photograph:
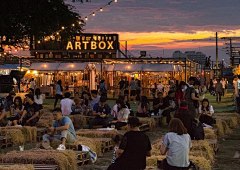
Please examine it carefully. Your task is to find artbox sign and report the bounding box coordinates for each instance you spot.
[65,34,118,51]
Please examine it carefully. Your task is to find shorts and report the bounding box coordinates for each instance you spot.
[130,90,136,96]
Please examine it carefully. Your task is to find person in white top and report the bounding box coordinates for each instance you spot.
[109,99,129,130]
[220,78,226,97]
[60,92,75,115]
[54,80,63,108]
[29,78,36,94]
[198,99,215,125]
[34,88,43,110]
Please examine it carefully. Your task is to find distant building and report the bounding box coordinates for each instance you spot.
[173,51,206,64]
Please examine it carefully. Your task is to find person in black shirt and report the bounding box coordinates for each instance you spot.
[118,77,125,96]
[153,92,164,115]
[162,90,176,124]
[19,94,39,126]
[107,117,151,170]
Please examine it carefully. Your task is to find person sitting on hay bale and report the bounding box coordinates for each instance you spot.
[107,117,152,170]
[42,108,76,150]
[8,96,24,126]
[109,99,129,130]
[19,94,39,126]
[89,96,111,129]
[160,118,192,169]
[198,99,216,126]
[60,92,75,115]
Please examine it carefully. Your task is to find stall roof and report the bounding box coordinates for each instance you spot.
[142,64,174,72]
[57,63,88,71]
[113,64,143,72]
[0,64,28,70]
[29,63,60,71]
[91,64,115,72]
[105,65,115,72]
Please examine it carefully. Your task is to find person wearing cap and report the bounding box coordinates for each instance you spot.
[175,101,192,138]
[107,117,152,170]
[89,96,111,129]
[42,108,76,150]
[4,91,16,118]
[19,93,39,126]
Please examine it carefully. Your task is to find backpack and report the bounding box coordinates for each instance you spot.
[79,145,97,163]
[191,119,204,140]
[100,84,107,94]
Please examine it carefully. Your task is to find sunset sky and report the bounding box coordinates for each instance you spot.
[67,0,240,63]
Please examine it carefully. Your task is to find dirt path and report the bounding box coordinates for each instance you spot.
[213,126,240,170]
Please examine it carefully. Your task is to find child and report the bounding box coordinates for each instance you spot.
[112,134,123,164]
[198,99,216,125]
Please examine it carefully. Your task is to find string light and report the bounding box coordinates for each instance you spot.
[100,8,103,12]
[56,32,59,35]
[38,41,41,44]
[61,26,65,30]
[92,12,95,16]
[78,21,81,25]
[114,0,117,2]
[85,17,88,21]
[72,23,75,27]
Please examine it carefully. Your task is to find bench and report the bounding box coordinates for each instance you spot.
[74,151,90,166]
[92,138,114,153]
[206,139,219,153]
[0,136,12,149]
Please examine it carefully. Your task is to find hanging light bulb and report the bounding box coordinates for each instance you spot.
[92,12,95,16]
[100,8,103,12]
[56,32,59,35]
[114,0,117,2]
[85,17,88,21]
[78,21,81,25]
[61,26,65,30]
[72,23,75,27]
[37,41,41,44]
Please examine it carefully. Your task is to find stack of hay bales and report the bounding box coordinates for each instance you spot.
[204,128,217,140]
[0,165,34,170]
[138,117,156,131]
[0,128,25,145]
[0,127,36,143]
[68,115,87,129]
[36,112,54,128]
[75,129,119,139]
[0,149,77,170]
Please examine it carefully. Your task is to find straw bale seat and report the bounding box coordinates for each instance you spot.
[75,129,119,139]
[206,139,219,154]
[92,138,114,153]
[138,117,156,131]
[204,128,217,140]
[0,129,25,145]
[67,115,87,129]
[0,149,77,170]
[0,164,35,170]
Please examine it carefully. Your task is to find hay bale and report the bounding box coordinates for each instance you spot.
[151,139,162,156]
[0,149,77,170]
[221,120,232,134]
[120,125,128,131]
[214,116,237,128]
[162,117,168,126]
[68,115,87,129]
[191,140,214,164]
[189,155,211,170]
[214,113,240,124]
[41,111,52,117]
[0,129,25,145]
[75,129,119,139]
[36,119,53,127]
[215,119,224,137]
[204,128,217,140]
[138,117,156,131]
[146,155,166,166]
[0,164,34,170]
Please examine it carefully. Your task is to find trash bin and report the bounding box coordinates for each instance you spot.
[236,96,240,113]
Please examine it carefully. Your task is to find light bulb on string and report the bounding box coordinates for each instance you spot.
[56,32,59,35]
[78,21,81,25]
[85,17,88,21]
[100,8,103,12]
[92,12,95,16]
[72,23,75,27]
[114,0,117,2]
[37,41,41,44]
[61,26,65,30]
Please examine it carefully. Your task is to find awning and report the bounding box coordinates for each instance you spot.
[29,63,60,71]
[90,64,114,72]
[113,64,142,72]
[57,63,88,71]
[142,64,173,72]
[105,65,115,72]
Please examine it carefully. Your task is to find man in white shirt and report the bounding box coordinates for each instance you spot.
[60,92,75,115]
[30,78,36,94]
[220,78,226,97]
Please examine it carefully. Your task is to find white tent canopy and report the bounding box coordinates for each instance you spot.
[57,63,88,71]
[29,63,60,71]
[113,64,143,72]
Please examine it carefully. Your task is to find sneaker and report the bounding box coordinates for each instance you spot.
[56,144,66,150]
[42,142,53,150]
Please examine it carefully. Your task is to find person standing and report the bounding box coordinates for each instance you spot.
[118,77,125,96]
[175,81,186,108]
[135,79,141,101]
[34,88,43,110]
[225,78,228,95]
[129,78,137,104]
[99,80,108,99]
[220,78,226,97]
[60,92,75,115]
[54,80,63,108]
[124,77,129,96]
[215,79,223,103]
[29,78,36,94]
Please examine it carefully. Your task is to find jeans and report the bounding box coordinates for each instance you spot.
[54,94,63,108]
[43,130,76,143]
[22,116,39,126]
[89,118,109,129]
[216,92,222,102]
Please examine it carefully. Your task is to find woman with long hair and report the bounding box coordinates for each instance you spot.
[34,88,43,110]
[8,97,24,126]
[160,118,192,170]
[199,99,215,125]
[109,99,129,130]
[175,81,186,108]
[54,80,63,108]
[136,96,150,117]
